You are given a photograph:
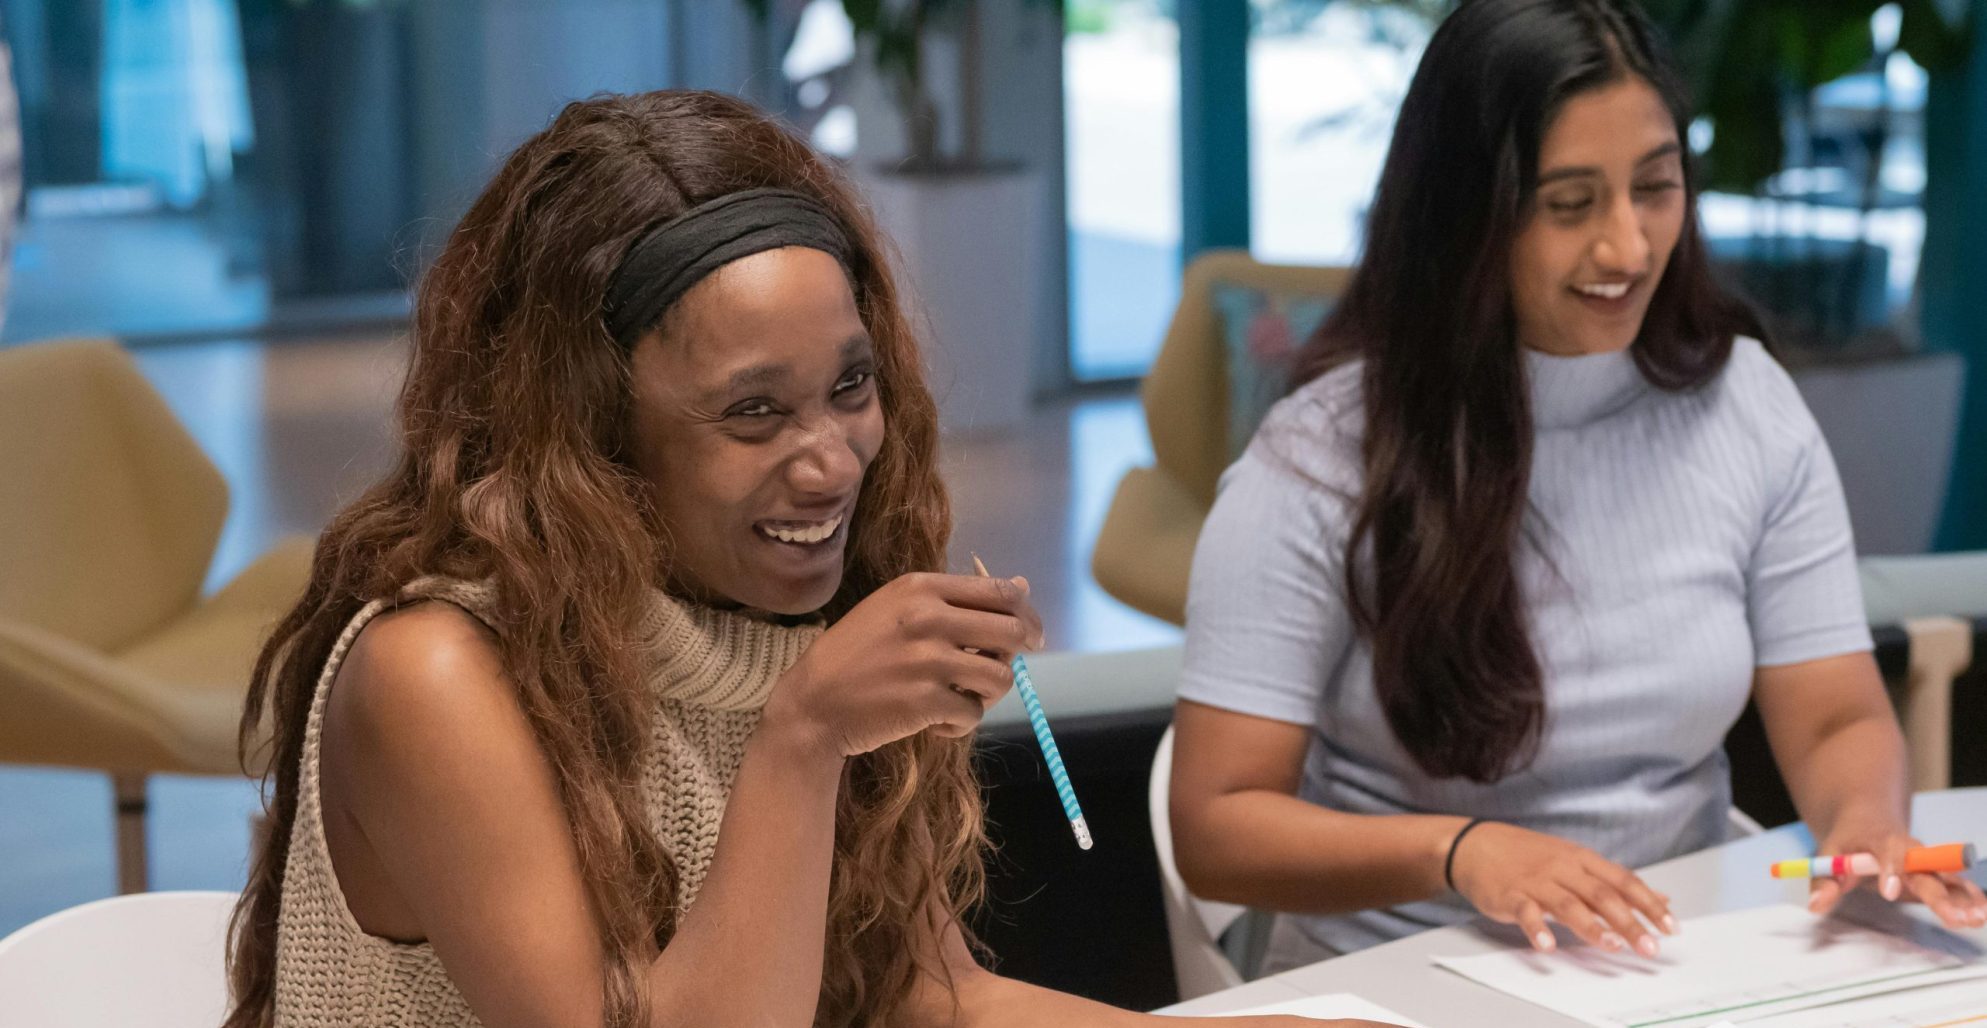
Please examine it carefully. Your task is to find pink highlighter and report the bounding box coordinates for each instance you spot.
[1770,842,1977,879]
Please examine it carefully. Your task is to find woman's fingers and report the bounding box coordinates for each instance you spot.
[1589,860,1677,937]
[1877,836,1913,901]
[931,572,1042,627]
[1538,885,1615,951]
[922,682,992,738]
[1899,872,1987,929]
[1958,876,1987,928]
[1903,872,1966,928]
[938,649,1014,705]
[1571,872,1662,957]
[1807,875,1845,915]
[1514,898,1556,953]
[935,606,1041,657]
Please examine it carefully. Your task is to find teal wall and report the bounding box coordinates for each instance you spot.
[1179,0,1251,257]
[1924,0,1987,550]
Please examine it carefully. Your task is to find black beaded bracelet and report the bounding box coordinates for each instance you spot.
[1444,817,1494,892]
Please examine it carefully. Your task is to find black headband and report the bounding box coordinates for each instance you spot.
[602,187,854,346]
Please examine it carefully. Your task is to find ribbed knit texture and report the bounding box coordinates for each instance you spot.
[1179,338,1874,962]
[272,577,822,1026]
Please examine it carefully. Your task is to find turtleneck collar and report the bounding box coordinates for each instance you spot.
[1523,344,1649,430]
[399,576,823,712]
[634,593,823,710]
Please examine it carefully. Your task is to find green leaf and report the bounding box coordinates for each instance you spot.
[1689,4,1792,192]
[842,0,884,35]
[1702,75,1788,192]
[1898,0,1971,71]
[1807,7,1877,87]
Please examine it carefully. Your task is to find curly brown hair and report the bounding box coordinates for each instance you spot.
[224,90,984,1028]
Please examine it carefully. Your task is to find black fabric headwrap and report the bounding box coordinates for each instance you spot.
[602,187,855,347]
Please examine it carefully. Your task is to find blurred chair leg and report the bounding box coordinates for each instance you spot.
[1901,617,1970,794]
[113,772,149,894]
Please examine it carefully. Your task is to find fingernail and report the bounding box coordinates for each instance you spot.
[1809,892,1828,913]
[1602,932,1627,952]
[1635,935,1659,958]
[1662,914,1679,935]
[1883,875,1903,901]
[1534,931,1556,952]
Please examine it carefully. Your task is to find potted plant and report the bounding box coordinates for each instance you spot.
[749,0,1060,435]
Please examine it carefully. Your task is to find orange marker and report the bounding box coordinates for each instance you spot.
[1770,842,1976,879]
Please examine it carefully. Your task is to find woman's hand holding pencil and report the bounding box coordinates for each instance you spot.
[764,572,1043,761]
[1801,818,1987,930]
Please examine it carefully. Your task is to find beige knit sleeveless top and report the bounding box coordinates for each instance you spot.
[272,577,823,1026]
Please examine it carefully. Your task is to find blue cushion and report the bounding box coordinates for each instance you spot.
[1211,283,1337,461]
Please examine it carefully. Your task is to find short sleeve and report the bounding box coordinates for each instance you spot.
[1178,416,1359,726]
[1747,410,1874,667]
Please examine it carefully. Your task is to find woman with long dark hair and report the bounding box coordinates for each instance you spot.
[1169,0,1985,972]
[222,91,1379,1027]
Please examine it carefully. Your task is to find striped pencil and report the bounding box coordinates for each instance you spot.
[972,555,1093,851]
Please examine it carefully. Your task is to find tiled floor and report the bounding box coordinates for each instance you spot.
[0,332,1181,935]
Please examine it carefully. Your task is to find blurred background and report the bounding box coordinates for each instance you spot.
[3,0,1987,1010]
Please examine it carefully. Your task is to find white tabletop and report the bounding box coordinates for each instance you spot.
[1162,788,1987,1022]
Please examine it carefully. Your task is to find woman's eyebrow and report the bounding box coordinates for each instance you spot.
[703,337,870,404]
[707,364,787,402]
[1637,141,1684,166]
[1537,141,1684,186]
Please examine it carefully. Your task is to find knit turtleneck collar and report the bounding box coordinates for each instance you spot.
[401,577,822,712]
[1523,344,1649,430]
[634,593,823,710]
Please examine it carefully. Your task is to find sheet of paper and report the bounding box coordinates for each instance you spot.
[1733,975,1987,1026]
[1431,904,1986,1028]
[1185,993,1427,1025]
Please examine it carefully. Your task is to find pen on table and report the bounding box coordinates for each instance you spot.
[1769,842,1976,879]
[971,554,1093,851]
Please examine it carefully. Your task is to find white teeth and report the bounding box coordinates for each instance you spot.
[1577,282,1631,300]
[760,514,843,545]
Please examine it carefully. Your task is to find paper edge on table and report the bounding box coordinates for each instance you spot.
[1191,992,1429,1026]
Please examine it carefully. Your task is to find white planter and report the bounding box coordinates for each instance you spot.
[858,167,1042,436]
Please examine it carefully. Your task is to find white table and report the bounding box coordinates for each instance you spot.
[1163,788,1987,1023]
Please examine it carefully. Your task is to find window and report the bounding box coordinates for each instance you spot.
[1064,1,1181,381]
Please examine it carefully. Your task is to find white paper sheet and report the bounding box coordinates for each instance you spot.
[1733,975,1987,1026]
[1431,904,1985,1028]
[1183,993,1427,1025]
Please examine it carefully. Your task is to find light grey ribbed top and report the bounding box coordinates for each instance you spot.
[1178,338,1872,956]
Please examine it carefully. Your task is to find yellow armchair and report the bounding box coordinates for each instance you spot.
[1091,250,1352,625]
[0,339,313,892]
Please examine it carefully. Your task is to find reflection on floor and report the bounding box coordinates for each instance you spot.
[0,331,1180,935]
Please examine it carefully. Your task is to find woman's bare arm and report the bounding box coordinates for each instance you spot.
[324,603,845,1028]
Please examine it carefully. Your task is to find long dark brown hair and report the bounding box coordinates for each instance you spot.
[1293,0,1766,783]
[225,91,985,1027]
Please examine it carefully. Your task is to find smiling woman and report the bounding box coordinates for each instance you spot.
[628,246,881,615]
[1167,0,1984,982]
[1509,83,1687,357]
[219,89,1381,1028]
